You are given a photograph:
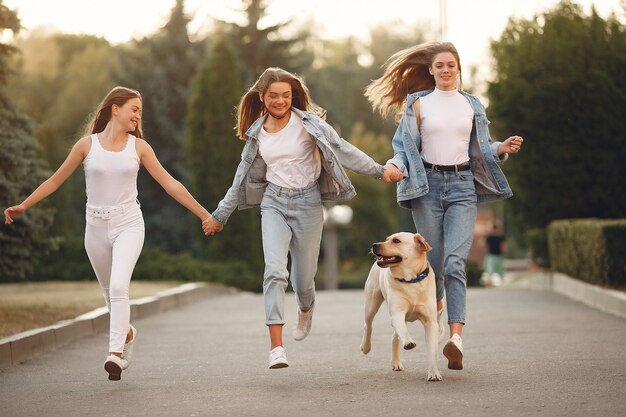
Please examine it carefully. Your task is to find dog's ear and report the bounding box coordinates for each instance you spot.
[414,233,432,253]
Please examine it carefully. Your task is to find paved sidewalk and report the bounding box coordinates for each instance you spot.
[1,285,625,417]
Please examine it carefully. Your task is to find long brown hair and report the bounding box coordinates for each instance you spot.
[365,42,462,122]
[87,86,143,138]
[236,67,324,140]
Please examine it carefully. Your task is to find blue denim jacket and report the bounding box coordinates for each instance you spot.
[212,107,385,224]
[388,90,513,208]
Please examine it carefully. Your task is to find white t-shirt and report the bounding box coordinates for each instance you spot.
[258,111,321,189]
[83,134,139,207]
[420,88,474,166]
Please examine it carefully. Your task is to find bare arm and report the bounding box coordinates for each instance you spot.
[137,139,210,221]
[4,136,90,224]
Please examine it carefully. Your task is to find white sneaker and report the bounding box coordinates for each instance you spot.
[121,324,137,370]
[292,304,314,341]
[443,334,464,370]
[104,355,128,381]
[268,346,289,369]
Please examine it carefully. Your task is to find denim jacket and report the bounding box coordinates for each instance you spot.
[388,90,513,208]
[212,108,385,224]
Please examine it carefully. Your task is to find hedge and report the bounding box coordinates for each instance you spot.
[547,219,626,287]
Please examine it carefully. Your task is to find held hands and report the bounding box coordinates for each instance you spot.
[202,214,224,236]
[498,136,524,155]
[4,205,26,224]
[381,164,404,183]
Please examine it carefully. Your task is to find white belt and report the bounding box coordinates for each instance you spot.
[86,200,139,219]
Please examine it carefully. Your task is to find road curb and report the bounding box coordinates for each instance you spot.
[0,282,237,367]
[510,271,626,320]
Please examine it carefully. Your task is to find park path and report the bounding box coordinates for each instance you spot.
[1,286,625,417]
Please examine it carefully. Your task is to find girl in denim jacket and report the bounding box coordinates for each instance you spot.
[203,68,399,369]
[366,42,523,371]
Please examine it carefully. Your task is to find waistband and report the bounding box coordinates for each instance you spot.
[266,181,319,197]
[85,200,140,219]
[423,161,471,172]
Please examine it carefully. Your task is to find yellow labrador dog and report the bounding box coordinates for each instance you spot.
[360,232,442,381]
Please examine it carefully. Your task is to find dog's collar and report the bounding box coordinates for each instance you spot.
[394,266,430,283]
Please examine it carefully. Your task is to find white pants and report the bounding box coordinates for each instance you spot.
[84,201,144,353]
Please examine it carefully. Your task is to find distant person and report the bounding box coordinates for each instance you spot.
[483,223,507,286]
[4,86,212,381]
[365,42,523,371]
[202,67,402,369]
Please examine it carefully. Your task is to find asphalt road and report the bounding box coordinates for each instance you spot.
[1,287,625,417]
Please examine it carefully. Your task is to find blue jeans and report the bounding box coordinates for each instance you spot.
[260,182,324,325]
[410,169,477,324]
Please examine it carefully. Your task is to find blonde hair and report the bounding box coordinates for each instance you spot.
[236,67,325,140]
[87,86,143,138]
[365,42,462,121]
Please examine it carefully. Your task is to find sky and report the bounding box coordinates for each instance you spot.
[3,0,624,84]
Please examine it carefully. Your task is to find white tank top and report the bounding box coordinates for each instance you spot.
[420,88,474,166]
[258,111,321,189]
[83,134,140,207]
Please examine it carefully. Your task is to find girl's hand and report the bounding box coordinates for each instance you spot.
[382,164,404,182]
[202,215,224,236]
[4,205,26,224]
[499,136,524,155]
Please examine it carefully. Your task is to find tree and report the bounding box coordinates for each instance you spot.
[340,123,404,264]
[7,32,121,242]
[185,38,262,269]
[0,1,56,280]
[487,0,626,231]
[115,0,200,252]
[304,24,426,139]
[217,0,313,87]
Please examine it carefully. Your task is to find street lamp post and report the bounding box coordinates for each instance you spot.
[323,204,353,290]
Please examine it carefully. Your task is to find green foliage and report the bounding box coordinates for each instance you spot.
[185,37,263,272]
[216,0,314,87]
[525,227,550,268]
[0,3,57,280]
[0,96,58,280]
[603,224,626,287]
[28,239,263,292]
[29,235,92,281]
[305,27,425,138]
[547,218,626,287]
[6,32,121,243]
[340,123,402,262]
[132,247,261,293]
[488,1,626,231]
[115,0,200,252]
[0,1,20,85]
[466,260,484,287]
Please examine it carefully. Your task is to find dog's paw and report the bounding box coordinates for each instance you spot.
[403,341,416,350]
[427,369,443,381]
[392,362,404,371]
[360,342,371,355]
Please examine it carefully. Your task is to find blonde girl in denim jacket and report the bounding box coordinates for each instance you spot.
[366,42,523,371]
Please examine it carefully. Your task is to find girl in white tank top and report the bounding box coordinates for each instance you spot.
[4,86,212,381]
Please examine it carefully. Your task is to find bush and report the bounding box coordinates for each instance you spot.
[133,247,262,292]
[526,228,550,268]
[547,219,626,287]
[28,243,263,292]
[466,260,483,287]
[30,235,94,281]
